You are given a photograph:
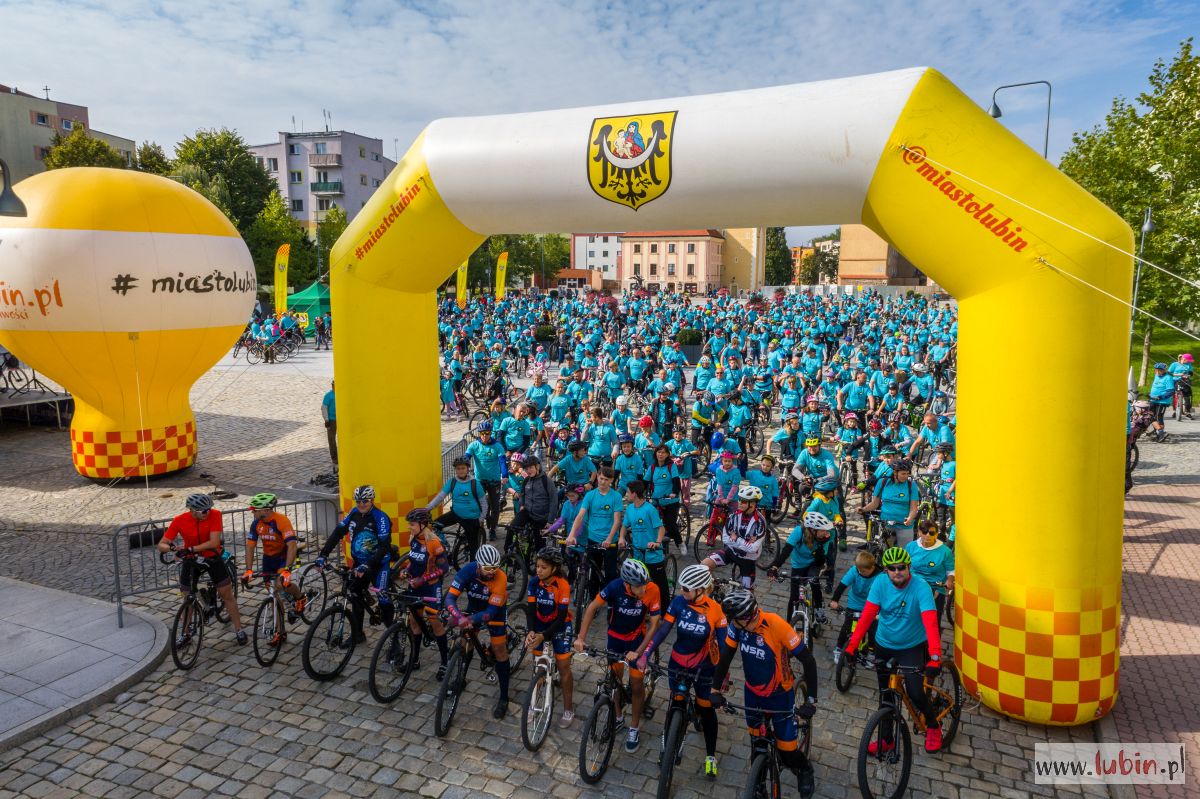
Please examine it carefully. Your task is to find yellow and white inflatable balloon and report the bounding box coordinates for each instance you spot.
[0,168,255,479]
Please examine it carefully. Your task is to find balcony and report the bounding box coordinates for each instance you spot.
[310,181,344,194]
[309,153,342,167]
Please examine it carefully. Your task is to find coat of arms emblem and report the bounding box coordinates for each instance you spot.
[587,112,677,210]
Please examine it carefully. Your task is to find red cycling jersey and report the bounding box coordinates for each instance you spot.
[163,510,223,554]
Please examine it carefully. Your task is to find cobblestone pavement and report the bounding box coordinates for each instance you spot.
[0,350,1193,798]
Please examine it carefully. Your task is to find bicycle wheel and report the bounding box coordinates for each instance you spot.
[678,504,693,541]
[448,533,471,570]
[690,524,712,563]
[297,565,328,623]
[170,599,204,671]
[579,694,616,784]
[246,345,262,365]
[656,708,686,799]
[836,654,857,693]
[368,618,414,704]
[521,663,556,751]
[856,705,912,799]
[434,648,468,737]
[252,597,283,668]
[749,426,765,456]
[928,661,964,748]
[664,554,679,595]
[755,526,781,570]
[1128,442,1140,471]
[739,752,772,799]
[505,604,530,672]
[301,605,355,681]
[468,409,489,435]
[502,552,529,607]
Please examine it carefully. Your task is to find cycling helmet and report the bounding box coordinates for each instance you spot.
[452,456,471,468]
[738,485,763,502]
[677,563,714,592]
[803,511,836,530]
[476,544,502,568]
[868,420,883,432]
[536,345,545,353]
[887,382,899,391]
[710,431,726,449]
[1154,362,1167,370]
[639,415,654,428]
[510,452,527,466]
[804,437,821,447]
[880,444,899,455]
[618,433,635,444]
[620,559,651,586]
[934,390,947,399]
[703,391,716,403]
[813,477,839,493]
[805,395,818,403]
[248,493,277,510]
[1132,400,1152,410]
[406,508,433,526]
[186,493,214,512]
[1182,353,1194,363]
[567,483,588,495]
[721,588,759,621]
[535,546,565,569]
[913,363,928,373]
[353,485,376,502]
[783,413,799,422]
[524,455,541,467]
[663,382,676,392]
[893,458,914,472]
[616,395,629,406]
[843,412,858,421]
[887,412,904,423]
[880,547,912,567]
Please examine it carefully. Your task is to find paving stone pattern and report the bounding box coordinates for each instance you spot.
[0,353,1194,798]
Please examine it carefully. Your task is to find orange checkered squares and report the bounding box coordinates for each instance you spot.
[71,422,197,480]
[955,571,1120,726]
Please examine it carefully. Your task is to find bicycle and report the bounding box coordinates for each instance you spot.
[860,511,899,559]
[768,463,803,524]
[242,569,316,668]
[434,610,530,737]
[628,543,678,597]
[690,500,730,563]
[301,566,391,682]
[713,696,813,799]
[776,572,827,648]
[655,665,713,799]
[834,609,874,693]
[1173,375,1192,421]
[577,648,662,784]
[161,549,239,671]
[521,648,564,751]
[367,588,459,704]
[856,658,964,799]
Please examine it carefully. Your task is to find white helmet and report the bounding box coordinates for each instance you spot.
[476,544,502,568]
[738,485,763,502]
[802,511,835,531]
[913,362,928,373]
[663,382,676,392]
[616,395,628,406]
[678,564,714,591]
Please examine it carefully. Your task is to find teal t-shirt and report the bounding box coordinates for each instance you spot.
[838,566,880,611]
[622,501,664,564]
[866,575,937,650]
[578,487,623,544]
[905,540,955,595]
[441,477,483,519]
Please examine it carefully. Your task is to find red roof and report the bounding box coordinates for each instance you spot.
[619,230,724,239]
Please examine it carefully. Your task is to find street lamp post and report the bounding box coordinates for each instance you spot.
[988,80,1053,159]
[539,235,545,292]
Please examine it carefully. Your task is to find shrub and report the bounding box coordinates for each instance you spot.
[675,328,703,345]
[534,325,557,342]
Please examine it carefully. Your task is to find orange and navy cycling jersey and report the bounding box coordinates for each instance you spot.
[164,510,224,554]
[597,578,661,641]
[724,611,806,697]
[527,575,572,633]
[663,593,727,669]
[404,532,448,583]
[247,512,295,558]
[447,562,508,624]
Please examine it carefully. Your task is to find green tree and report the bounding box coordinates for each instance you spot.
[174,128,275,231]
[42,127,126,169]
[135,141,172,175]
[1059,38,1200,385]
[242,191,316,288]
[798,247,839,284]
[764,226,793,285]
[174,163,235,223]
[456,233,571,291]
[315,205,349,276]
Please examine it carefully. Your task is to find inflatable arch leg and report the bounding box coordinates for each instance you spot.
[330,68,1131,726]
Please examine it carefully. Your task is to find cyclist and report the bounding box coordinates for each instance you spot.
[1168,353,1193,419]
[242,493,304,639]
[905,520,955,629]
[690,391,723,448]
[573,556,662,748]
[1148,362,1176,440]
[614,434,645,495]
[645,444,684,553]
[668,426,699,487]
[794,437,838,490]
[746,455,781,517]
[767,511,835,624]
[466,421,507,542]
[498,402,535,457]
[583,406,618,468]
[424,456,487,562]
[158,494,246,645]
[444,543,512,719]
[932,442,956,536]
[712,589,819,799]
[829,549,881,662]
[701,485,768,589]
[510,456,558,554]
[398,508,451,679]
[619,480,669,602]
[843,546,945,753]
[635,415,663,468]
[770,414,802,461]
[545,483,587,540]
[706,450,745,512]
[526,546,577,728]
[806,476,845,558]
[637,564,726,780]
[566,466,624,596]
[315,485,394,644]
[862,459,919,542]
[549,440,599,490]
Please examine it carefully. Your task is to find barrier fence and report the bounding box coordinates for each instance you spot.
[111,498,341,628]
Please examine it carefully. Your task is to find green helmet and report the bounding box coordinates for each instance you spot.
[880,547,911,568]
[249,492,277,510]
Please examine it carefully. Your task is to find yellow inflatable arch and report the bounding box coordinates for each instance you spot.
[330,67,1130,726]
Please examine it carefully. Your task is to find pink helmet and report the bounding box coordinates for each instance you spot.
[844,412,859,421]
[805,395,818,403]
[1182,353,1194,363]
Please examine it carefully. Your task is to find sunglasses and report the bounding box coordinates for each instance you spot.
[886,564,909,572]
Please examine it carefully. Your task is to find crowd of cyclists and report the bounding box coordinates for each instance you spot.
[164,286,1190,798]
[230,309,333,364]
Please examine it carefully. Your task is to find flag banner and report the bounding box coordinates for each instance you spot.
[456,260,469,309]
[274,244,291,315]
[495,251,509,300]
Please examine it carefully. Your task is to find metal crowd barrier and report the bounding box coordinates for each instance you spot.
[441,435,470,484]
[110,498,340,628]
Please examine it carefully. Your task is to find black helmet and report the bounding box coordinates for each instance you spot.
[535,546,565,569]
[721,588,759,621]
[452,456,471,468]
[405,508,433,526]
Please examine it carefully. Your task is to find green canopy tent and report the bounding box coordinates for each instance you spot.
[286,282,330,321]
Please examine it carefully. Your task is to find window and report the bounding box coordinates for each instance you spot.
[288,143,300,155]
[668,243,676,254]
[633,264,642,276]
[602,250,608,257]
[602,236,609,243]
[359,146,366,158]
[35,113,48,126]
[373,178,382,187]
[633,244,641,253]
[687,243,695,253]
[289,170,302,184]
[255,156,263,168]
[291,199,304,212]
[317,198,333,211]
[668,263,676,276]
[314,142,327,154]
[372,152,381,162]
[360,174,368,185]
[35,146,51,160]
[314,170,329,183]
[650,244,658,254]
[589,235,595,242]
[650,263,658,276]
[61,119,73,131]
[267,158,278,172]
[687,263,695,276]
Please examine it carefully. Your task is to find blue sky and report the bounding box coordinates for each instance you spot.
[3,0,1197,244]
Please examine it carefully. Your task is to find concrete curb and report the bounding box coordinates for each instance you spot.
[1094,713,1139,799]
[0,590,169,752]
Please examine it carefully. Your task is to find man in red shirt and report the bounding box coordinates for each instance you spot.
[157,493,246,645]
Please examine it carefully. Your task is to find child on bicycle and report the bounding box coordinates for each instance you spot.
[701,484,767,590]
[397,509,451,679]
[573,558,662,753]
[525,546,576,728]
[828,549,881,662]
[746,455,780,517]
[766,511,835,625]
[444,544,511,719]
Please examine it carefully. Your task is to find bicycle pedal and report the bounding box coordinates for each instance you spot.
[485,670,497,683]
